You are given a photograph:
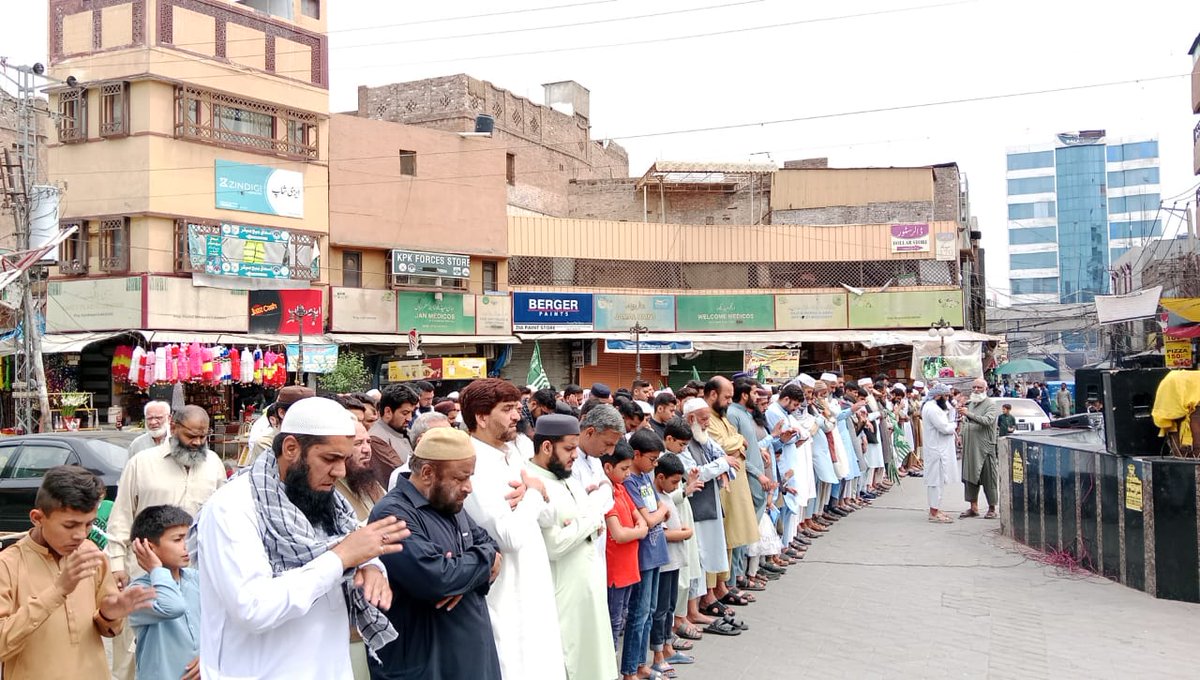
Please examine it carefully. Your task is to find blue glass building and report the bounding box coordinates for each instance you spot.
[1006,132,1161,303]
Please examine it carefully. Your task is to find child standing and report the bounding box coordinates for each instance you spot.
[604,439,646,667]
[128,505,201,680]
[623,430,672,680]
[652,451,694,676]
[0,466,156,680]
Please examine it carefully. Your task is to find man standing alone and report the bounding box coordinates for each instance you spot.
[958,378,1000,519]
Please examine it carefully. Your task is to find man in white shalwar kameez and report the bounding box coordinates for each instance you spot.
[766,384,807,547]
[921,384,960,523]
[460,379,566,680]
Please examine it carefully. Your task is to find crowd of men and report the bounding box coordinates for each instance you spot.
[0,369,1007,680]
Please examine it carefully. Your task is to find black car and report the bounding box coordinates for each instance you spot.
[0,431,136,534]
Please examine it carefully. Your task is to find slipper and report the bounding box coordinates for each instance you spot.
[928,514,954,524]
[673,623,702,641]
[741,581,766,591]
[670,638,694,651]
[959,509,979,519]
[651,663,677,679]
[700,601,728,618]
[665,653,695,665]
[702,619,741,636]
[983,510,998,519]
[719,592,750,607]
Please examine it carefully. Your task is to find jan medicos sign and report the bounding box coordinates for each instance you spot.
[512,292,593,331]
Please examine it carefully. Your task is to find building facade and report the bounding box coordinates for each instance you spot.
[1006,131,1161,303]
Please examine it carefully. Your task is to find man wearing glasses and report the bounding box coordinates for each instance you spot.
[956,378,1000,520]
[129,400,172,456]
[105,404,228,679]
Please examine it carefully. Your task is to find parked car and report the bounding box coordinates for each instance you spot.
[0,431,136,534]
[994,398,1052,433]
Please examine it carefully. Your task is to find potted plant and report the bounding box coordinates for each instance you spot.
[59,392,90,431]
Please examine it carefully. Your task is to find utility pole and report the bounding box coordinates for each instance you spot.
[288,304,320,386]
[629,322,648,381]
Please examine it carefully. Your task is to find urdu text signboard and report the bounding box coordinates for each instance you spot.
[145,276,248,332]
[475,294,512,335]
[215,160,304,218]
[848,289,963,329]
[675,295,774,332]
[186,222,319,281]
[330,288,397,333]
[594,294,675,332]
[285,344,338,374]
[512,292,594,332]
[397,292,476,335]
[46,277,143,332]
[889,223,931,254]
[774,293,847,330]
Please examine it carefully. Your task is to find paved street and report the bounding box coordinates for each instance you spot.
[682,478,1199,680]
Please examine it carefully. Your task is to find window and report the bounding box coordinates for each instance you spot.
[98,217,130,273]
[236,0,293,19]
[1008,226,1057,245]
[3,444,74,480]
[57,88,87,143]
[1010,251,1058,270]
[1007,151,1054,171]
[482,260,498,292]
[342,250,362,288]
[1008,201,1056,220]
[1010,277,1058,295]
[1007,176,1055,195]
[506,153,516,185]
[1106,141,1158,162]
[99,81,129,137]
[398,150,416,176]
[1109,193,1160,215]
[174,86,319,159]
[301,0,320,18]
[1107,167,1159,188]
[58,221,88,275]
[1109,220,1162,240]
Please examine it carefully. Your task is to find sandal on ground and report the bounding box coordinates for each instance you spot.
[650,663,677,679]
[674,623,702,640]
[700,601,728,618]
[741,580,766,591]
[730,588,756,603]
[928,514,954,523]
[665,653,695,665]
[720,592,750,607]
[702,618,741,636]
[959,509,980,519]
[983,510,998,519]
[669,638,694,651]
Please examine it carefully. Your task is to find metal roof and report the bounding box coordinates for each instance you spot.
[636,160,776,191]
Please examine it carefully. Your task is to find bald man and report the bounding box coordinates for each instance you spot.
[957,378,999,519]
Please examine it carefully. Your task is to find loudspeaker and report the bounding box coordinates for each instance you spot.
[1073,368,1105,415]
[1102,368,1170,456]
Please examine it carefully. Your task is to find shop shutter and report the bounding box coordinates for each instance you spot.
[579,342,662,392]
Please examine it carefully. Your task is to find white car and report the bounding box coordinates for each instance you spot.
[994,398,1052,432]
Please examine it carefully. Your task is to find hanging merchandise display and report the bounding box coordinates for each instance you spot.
[110,343,291,389]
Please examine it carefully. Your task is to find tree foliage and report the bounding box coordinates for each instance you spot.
[318,352,370,394]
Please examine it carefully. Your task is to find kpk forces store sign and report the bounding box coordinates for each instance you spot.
[512,292,593,331]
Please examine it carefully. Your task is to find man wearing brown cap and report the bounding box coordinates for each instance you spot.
[369,427,502,680]
[527,414,615,680]
[246,385,315,464]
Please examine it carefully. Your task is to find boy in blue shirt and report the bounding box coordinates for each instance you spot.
[128,505,200,680]
[622,430,672,680]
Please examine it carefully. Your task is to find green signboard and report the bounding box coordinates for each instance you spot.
[675,295,775,332]
[847,289,964,329]
[397,292,475,335]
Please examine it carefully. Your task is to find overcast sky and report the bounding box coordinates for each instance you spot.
[5,0,1199,305]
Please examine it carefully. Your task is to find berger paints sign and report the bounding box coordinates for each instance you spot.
[512,292,594,331]
[215,160,304,218]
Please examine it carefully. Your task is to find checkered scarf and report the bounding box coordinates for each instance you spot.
[247,452,397,659]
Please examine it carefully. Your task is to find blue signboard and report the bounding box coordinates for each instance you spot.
[512,292,593,331]
[604,340,693,354]
[215,160,304,218]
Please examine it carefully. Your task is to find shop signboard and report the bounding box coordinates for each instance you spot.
[390,249,471,279]
[594,294,675,332]
[935,231,957,261]
[330,287,398,333]
[397,292,475,335]
[889,223,931,254]
[215,159,304,218]
[675,294,774,332]
[186,222,319,281]
[444,357,487,379]
[285,344,338,373]
[388,358,443,382]
[604,340,694,354]
[512,292,594,331]
[848,289,963,329]
[1165,339,1193,368]
[248,289,323,334]
[774,293,847,330]
[145,276,249,332]
[743,349,801,384]
[475,294,512,335]
[46,276,143,332]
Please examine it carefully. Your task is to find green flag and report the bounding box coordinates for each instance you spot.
[527,342,551,390]
[756,364,767,383]
[691,365,701,383]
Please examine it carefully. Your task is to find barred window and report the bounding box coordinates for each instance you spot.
[174,86,319,159]
[98,218,130,273]
[57,88,87,143]
[100,82,129,137]
[58,221,88,275]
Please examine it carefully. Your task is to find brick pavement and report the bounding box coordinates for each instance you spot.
[680,478,1199,679]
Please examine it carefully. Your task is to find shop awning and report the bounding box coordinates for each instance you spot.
[0,331,142,357]
[327,333,520,346]
[515,329,1000,349]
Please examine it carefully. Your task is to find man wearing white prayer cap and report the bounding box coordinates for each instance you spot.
[797,373,817,389]
[193,397,409,680]
[820,372,838,384]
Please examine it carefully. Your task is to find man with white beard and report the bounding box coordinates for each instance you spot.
[921,385,959,523]
[957,378,1000,519]
[128,400,172,456]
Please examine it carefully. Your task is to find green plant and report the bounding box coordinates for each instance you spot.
[59,392,89,418]
[317,352,370,394]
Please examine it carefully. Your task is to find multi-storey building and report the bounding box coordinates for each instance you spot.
[1006,131,1161,303]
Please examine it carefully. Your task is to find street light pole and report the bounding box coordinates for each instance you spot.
[629,322,648,382]
[929,317,954,356]
[289,304,320,386]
